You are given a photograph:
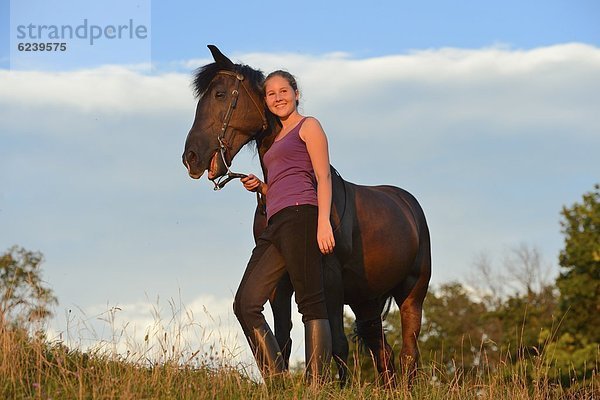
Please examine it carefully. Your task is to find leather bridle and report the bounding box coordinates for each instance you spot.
[211,70,268,191]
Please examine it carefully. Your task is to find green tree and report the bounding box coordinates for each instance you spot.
[474,246,559,364]
[551,184,600,384]
[418,282,493,374]
[556,184,600,343]
[0,246,58,326]
[492,285,558,361]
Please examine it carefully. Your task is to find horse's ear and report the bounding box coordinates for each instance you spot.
[207,45,234,68]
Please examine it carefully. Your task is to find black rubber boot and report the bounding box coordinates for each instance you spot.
[304,319,332,385]
[248,323,285,380]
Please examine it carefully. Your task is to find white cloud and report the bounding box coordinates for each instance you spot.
[53,295,242,360]
[0,67,193,114]
[48,293,308,377]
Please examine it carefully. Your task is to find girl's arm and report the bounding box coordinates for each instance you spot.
[301,117,335,255]
[241,174,268,195]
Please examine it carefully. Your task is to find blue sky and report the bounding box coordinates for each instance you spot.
[156,0,599,55]
[1,0,599,368]
[2,0,600,68]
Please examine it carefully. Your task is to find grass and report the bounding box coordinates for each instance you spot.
[1,315,598,400]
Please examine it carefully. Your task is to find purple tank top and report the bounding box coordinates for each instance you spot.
[263,117,318,221]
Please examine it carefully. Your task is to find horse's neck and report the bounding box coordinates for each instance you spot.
[255,124,280,181]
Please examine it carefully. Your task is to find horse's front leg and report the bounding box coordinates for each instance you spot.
[323,255,349,387]
[269,273,294,370]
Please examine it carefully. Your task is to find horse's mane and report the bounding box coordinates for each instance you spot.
[192,62,265,100]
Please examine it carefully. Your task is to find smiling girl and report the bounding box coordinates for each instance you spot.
[234,70,334,384]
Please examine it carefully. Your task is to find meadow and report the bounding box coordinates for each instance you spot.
[1,314,597,400]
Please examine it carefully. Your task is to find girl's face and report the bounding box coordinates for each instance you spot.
[264,75,299,120]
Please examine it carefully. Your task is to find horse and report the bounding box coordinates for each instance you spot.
[182,45,431,386]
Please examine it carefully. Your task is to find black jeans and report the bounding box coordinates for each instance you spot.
[234,205,328,339]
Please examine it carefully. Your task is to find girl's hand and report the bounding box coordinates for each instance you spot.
[317,219,335,255]
[241,174,263,193]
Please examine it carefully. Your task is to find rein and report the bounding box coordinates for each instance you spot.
[212,70,268,191]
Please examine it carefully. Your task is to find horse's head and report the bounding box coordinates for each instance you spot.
[182,45,268,182]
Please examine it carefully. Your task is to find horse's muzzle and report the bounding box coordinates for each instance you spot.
[183,150,204,179]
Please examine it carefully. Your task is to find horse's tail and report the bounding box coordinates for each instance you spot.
[381,295,394,321]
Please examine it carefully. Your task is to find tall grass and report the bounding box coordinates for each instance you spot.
[1,311,597,399]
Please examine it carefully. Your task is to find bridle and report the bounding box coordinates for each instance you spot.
[211,70,268,191]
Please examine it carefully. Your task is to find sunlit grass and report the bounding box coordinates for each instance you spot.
[1,308,597,400]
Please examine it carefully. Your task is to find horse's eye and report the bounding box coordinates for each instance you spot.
[215,91,226,99]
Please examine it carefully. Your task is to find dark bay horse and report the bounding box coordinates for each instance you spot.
[182,45,431,386]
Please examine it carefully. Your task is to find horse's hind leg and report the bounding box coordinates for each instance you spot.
[352,300,396,387]
[393,256,430,385]
[394,287,422,385]
[323,256,349,387]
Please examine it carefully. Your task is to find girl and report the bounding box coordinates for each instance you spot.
[234,70,334,383]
